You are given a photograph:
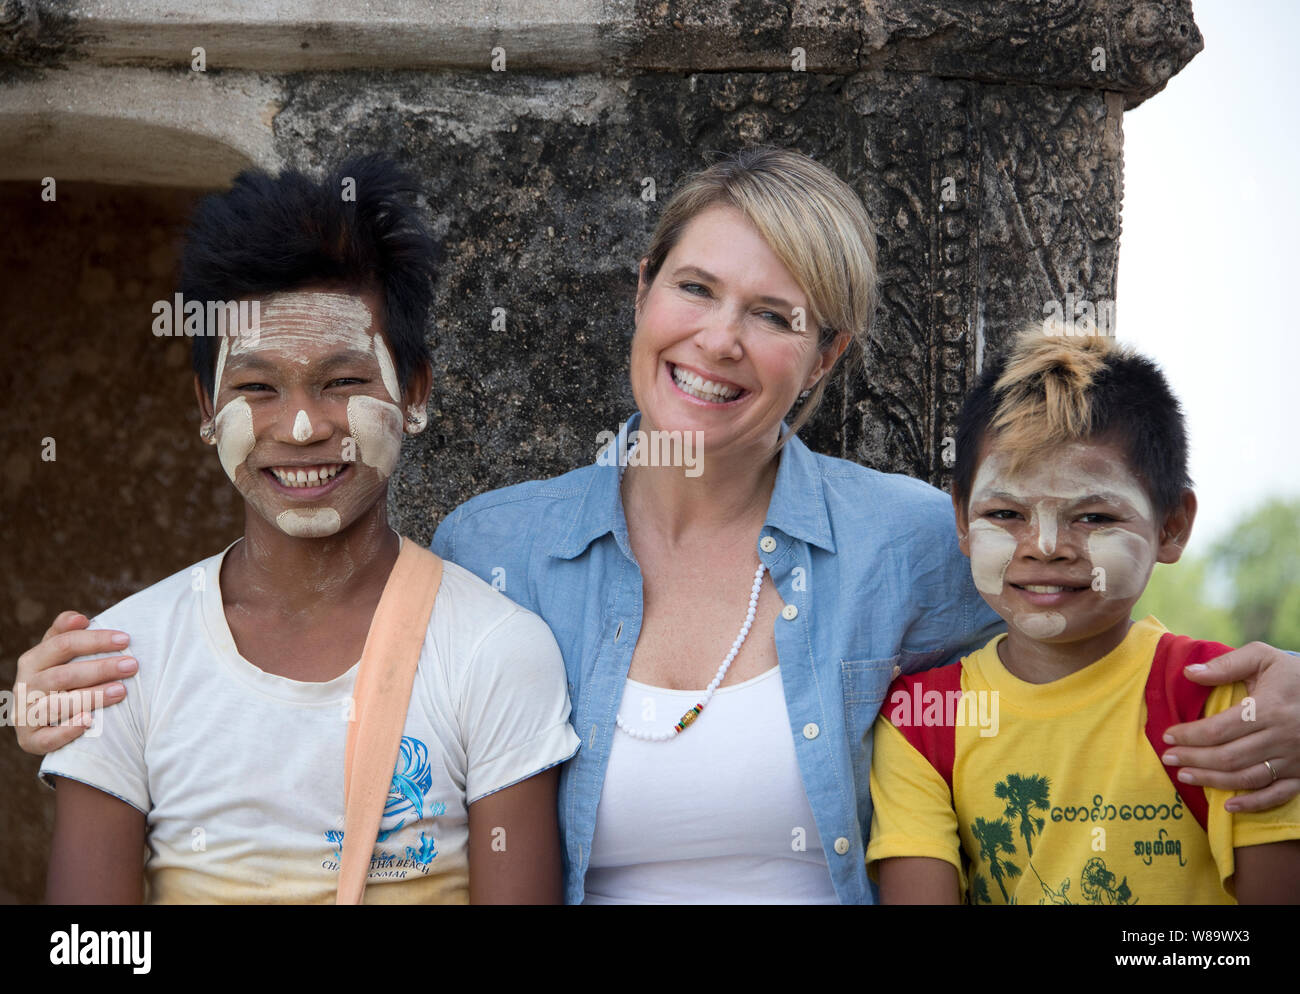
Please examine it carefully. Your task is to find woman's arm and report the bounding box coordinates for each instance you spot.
[466,768,562,904]
[1162,643,1300,812]
[46,776,146,904]
[13,611,136,755]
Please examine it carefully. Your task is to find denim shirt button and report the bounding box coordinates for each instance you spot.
[759,535,777,553]
[833,837,850,855]
[781,603,798,621]
[802,722,819,740]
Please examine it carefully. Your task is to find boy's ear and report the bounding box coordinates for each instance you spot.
[952,490,972,558]
[1156,488,1197,564]
[194,374,216,442]
[403,359,435,433]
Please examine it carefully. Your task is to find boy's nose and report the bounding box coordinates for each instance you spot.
[291,409,313,442]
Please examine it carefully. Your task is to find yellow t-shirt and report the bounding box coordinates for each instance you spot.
[866,616,1300,904]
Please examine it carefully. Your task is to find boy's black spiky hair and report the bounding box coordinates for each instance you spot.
[953,328,1192,519]
[183,154,438,401]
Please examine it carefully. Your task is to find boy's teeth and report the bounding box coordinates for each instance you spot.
[1023,584,1068,593]
[672,365,741,402]
[270,464,344,488]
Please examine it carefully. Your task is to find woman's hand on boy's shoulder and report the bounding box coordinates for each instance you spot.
[1163,641,1300,812]
[12,611,136,756]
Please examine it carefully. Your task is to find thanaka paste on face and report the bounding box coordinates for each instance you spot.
[275,507,343,538]
[1086,527,1154,600]
[967,445,1160,637]
[1013,611,1067,638]
[214,395,255,482]
[207,290,405,538]
[347,395,403,478]
[291,409,312,443]
[968,519,1018,596]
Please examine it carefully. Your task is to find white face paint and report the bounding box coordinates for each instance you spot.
[276,508,343,538]
[347,395,403,478]
[1086,527,1155,601]
[207,290,406,539]
[1013,611,1066,639]
[965,441,1166,644]
[214,395,255,482]
[968,519,1018,596]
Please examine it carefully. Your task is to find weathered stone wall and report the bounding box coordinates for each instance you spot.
[0,0,1201,902]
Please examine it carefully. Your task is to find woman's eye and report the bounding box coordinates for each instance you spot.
[679,282,710,297]
[759,310,791,328]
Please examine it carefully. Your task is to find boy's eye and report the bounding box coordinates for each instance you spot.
[235,382,273,393]
[985,509,1022,521]
[326,378,365,388]
[1079,512,1118,524]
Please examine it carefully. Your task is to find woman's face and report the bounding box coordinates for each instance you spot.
[629,204,841,457]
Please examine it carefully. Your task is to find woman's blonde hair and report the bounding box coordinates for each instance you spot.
[639,146,879,442]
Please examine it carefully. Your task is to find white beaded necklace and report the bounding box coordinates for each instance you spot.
[615,437,767,742]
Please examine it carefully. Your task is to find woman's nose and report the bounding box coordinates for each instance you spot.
[693,308,744,359]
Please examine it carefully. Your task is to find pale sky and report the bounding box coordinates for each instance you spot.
[1117,0,1300,544]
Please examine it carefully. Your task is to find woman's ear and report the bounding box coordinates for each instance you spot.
[1156,488,1197,564]
[803,331,852,392]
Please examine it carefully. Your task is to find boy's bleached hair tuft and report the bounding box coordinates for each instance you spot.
[989,326,1126,474]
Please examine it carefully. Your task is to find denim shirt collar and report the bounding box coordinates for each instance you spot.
[548,412,835,559]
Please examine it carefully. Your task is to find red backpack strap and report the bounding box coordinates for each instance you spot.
[886,662,966,792]
[1145,633,1234,833]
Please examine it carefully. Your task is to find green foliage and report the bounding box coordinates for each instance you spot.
[1133,497,1300,647]
[1210,498,1300,646]
[1133,558,1242,645]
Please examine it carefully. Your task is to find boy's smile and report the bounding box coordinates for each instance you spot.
[205,289,407,539]
[957,438,1194,677]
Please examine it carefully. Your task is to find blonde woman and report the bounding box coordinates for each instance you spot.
[17,147,1300,903]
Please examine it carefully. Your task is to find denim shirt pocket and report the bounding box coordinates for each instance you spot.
[840,656,900,810]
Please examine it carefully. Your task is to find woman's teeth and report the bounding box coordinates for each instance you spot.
[671,365,741,402]
[1021,585,1075,593]
[270,464,345,488]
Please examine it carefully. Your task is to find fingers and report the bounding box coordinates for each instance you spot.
[1161,726,1287,775]
[16,628,133,687]
[41,611,90,642]
[1163,703,1255,750]
[30,656,135,696]
[1180,642,1271,687]
[16,709,96,755]
[1223,777,1300,814]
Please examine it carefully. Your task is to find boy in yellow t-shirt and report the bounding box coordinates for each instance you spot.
[866,328,1300,904]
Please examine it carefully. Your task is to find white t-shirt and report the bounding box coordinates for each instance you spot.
[583,666,839,904]
[39,539,580,904]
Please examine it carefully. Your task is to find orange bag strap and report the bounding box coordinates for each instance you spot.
[336,538,444,905]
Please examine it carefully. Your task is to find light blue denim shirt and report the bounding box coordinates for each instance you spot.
[431,413,1004,904]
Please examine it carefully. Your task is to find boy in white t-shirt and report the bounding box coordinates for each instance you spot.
[39,156,580,904]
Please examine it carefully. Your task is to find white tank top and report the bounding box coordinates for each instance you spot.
[583,666,840,904]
